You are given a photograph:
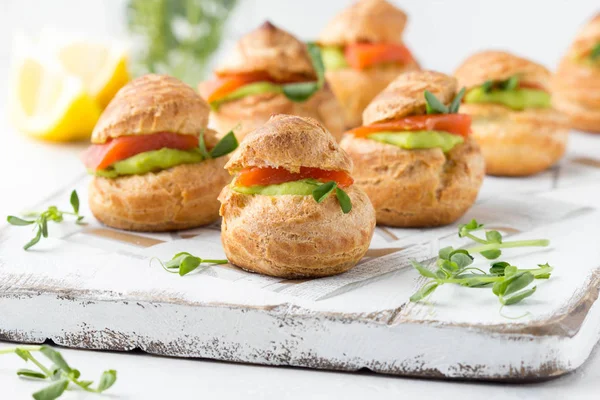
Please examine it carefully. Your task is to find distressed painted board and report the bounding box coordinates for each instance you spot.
[1,132,600,381]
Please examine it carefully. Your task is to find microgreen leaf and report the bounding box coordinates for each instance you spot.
[504,272,535,296]
[481,80,493,93]
[410,281,439,302]
[283,82,320,102]
[458,219,483,237]
[40,346,72,374]
[460,276,493,288]
[485,230,502,244]
[424,90,449,114]
[489,261,511,276]
[410,260,438,279]
[500,286,537,305]
[480,249,502,260]
[504,265,518,277]
[23,229,42,251]
[17,368,47,380]
[534,263,553,279]
[40,217,49,238]
[282,43,324,102]
[6,216,35,226]
[69,190,79,215]
[76,380,94,388]
[198,129,211,160]
[312,181,337,203]
[14,348,31,361]
[449,248,473,259]
[32,379,69,400]
[449,87,466,113]
[501,75,520,91]
[210,130,238,158]
[335,187,352,214]
[179,256,202,276]
[436,269,449,279]
[493,271,533,297]
[68,369,81,380]
[157,252,227,276]
[96,370,117,392]
[440,259,459,273]
[438,246,454,260]
[450,252,473,269]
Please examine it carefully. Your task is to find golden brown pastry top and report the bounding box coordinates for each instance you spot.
[454,51,551,91]
[92,74,209,144]
[362,70,457,125]
[319,0,407,46]
[225,114,352,174]
[214,21,316,82]
[566,13,600,59]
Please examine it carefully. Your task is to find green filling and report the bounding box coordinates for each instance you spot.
[93,148,205,178]
[465,87,551,111]
[210,81,283,110]
[232,179,321,196]
[584,43,600,65]
[320,46,349,71]
[367,131,464,152]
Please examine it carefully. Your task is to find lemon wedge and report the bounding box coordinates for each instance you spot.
[56,41,130,109]
[9,55,101,142]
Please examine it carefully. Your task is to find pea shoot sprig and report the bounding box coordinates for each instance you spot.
[410,219,552,306]
[0,345,116,400]
[156,252,228,276]
[6,191,85,250]
[458,219,549,259]
[424,87,466,115]
[312,181,352,214]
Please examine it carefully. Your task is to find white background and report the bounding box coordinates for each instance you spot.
[1,1,599,399]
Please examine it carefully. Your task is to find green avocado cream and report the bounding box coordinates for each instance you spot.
[232,179,321,196]
[464,87,551,111]
[321,46,349,71]
[93,148,204,178]
[368,131,464,152]
[210,81,283,110]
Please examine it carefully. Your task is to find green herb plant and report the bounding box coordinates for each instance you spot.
[424,87,466,115]
[7,191,84,250]
[312,181,352,214]
[126,0,238,85]
[198,129,239,160]
[156,252,228,276]
[282,43,325,102]
[0,345,116,400]
[410,219,552,306]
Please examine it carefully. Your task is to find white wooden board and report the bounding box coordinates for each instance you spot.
[1,132,600,381]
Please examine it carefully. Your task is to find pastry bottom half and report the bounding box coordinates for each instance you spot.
[339,136,485,227]
[553,60,600,133]
[218,185,376,278]
[89,158,230,232]
[462,104,569,176]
